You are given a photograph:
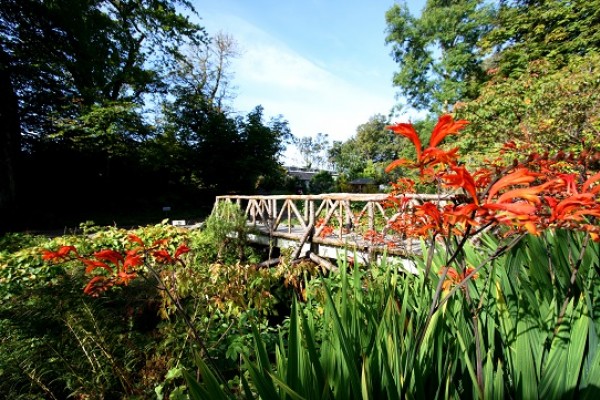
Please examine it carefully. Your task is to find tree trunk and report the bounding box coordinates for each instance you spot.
[0,47,21,232]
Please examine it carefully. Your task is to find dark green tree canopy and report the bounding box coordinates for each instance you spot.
[0,0,298,229]
[1,0,206,137]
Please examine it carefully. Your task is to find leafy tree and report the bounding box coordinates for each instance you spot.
[456,53,600,162]
[329,114,413,183]
[385,0,494,112]
[0,47,20,231]
[482,0,600,77]
[237,107,292,192]
[293,132,330,170]
[328,139,366,178]
[170,32,240,111]
[309,171,336,194]
[442,0,600,167]
[163,93,291,194]
[0,0,206,224]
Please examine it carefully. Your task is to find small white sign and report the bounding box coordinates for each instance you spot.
[162,206,171,212]
[172,220,186,226]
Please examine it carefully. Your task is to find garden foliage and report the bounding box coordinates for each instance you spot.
[2,116,600,398]
[186,115,600,399]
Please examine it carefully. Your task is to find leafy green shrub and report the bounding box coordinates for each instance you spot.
[0,217,283,398]
[201,201,258,263]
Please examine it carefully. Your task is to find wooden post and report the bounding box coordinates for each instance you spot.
[308,252,338,272]
[287,200,291,234]
[292,223,314,260]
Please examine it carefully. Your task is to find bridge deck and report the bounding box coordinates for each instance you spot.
[214,193,453,268]
[249,223,422,256]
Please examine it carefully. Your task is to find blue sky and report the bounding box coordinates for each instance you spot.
[191,0,425,163]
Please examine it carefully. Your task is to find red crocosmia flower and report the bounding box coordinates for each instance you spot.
[483,202,540,234]
[83,259,113,274]
[554,173,579,195]
[364,229,386,244]
[482,202,538,216]
[550,193,599,222]
[442,166,479,204]
[582,172,600,194]
[582,225,600,242]
[443,203,479,227]
[501,141,517,152]
[440,266,477,291]
[385,158,412,173]
[472,168,494,189]
[392,178,416,193]
[496,183,550,205]
[116,270,137,286]
[386,123,422,159]
[83,276,113,297]
[42,245,78,262]
[153,249,174,264]
[94,249,124,266]
[123,253,143,270]
[486,168,539,201]
[414,202,446,234]
[429,115,469,148]
[421,147,459,167]
[415,202,443,223]
[128,234,145,246]
[174,244,190,259]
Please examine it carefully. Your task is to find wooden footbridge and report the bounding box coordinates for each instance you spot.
[214,193,455,271]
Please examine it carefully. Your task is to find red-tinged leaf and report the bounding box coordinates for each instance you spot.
[174,244,190,260]
[94,249,124,266]
[582,172,600,194]
[128,234,145,246]
[386,123,422,158]
[486,168,539,201]
[83,259,113,274]
[153,238,169,247]
[385,158,412,173]
[153,249,173,264]
[429,115,469,148]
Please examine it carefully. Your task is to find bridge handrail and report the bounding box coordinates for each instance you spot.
[215,192,456,239]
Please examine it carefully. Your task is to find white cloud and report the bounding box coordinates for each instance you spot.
[202,13,398,144]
